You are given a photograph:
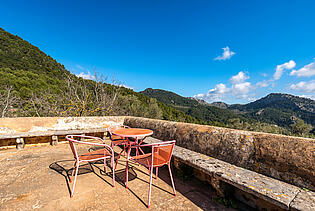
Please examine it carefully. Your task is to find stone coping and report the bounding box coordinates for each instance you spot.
[0,128,108,139]
[143,137,315,210]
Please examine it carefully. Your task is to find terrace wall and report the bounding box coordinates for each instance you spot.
[0,116,314,191]
[124,116,315,191]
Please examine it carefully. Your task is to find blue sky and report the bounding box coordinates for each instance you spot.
[1,0,315,103]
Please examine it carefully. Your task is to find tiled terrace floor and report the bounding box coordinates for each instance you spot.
[0,140,236,211]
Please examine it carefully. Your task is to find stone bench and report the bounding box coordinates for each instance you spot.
[143,137,315,211]
[0,128,109,149]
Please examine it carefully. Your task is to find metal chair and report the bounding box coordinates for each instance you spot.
[125,140,176,208]
[66,135,115,198]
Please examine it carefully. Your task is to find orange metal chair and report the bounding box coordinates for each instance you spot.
[66,135,115,198]
[125,140,176,208]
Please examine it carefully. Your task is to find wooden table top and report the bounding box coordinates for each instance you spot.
[112,128,153,138]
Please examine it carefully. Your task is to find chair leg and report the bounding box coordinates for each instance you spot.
[168,163,176,196]
[71,162,80,198]
[148,164,154,208]
[103,158,107,174]
[155,167,158,179]
[125,159,129,189]
[70,160,77,183]
[123,144,126,156]
[111,157,115,187]
[115,147,125,169]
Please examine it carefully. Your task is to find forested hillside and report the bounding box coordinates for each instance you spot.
[229,93,315,127]
[0,27,200,123]
[141,88,314,137]
[141,88,251,126]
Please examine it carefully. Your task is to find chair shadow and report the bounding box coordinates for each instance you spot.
[49,147,223,210]
[111,160,175,208]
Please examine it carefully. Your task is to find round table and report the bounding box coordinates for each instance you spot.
[112,127,153,159]
[112,128,153,138]
[112,128,153,186]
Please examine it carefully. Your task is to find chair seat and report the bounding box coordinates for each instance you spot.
[131,153,168,167]
[111,135,125,140]
[79,148,111,161]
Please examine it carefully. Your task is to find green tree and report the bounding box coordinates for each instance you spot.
[290,119,312,136]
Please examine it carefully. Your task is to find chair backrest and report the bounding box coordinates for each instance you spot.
[152,140,176,166]
[66,135,104,160]
[108,125,130,140]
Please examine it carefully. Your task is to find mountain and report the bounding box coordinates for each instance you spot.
[228,93,315,128]
[0,27,201,124]
[141,88,314,136]
[210,102,229,109]
[140,88,253,126]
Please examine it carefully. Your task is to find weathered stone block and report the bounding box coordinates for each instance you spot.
[51,135,58,146]
[16,137,24,149]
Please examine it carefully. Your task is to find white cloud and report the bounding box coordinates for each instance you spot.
[214,46,235,61]
[195,81,253,102]
[256,81,269,88]
[290,60,315,77]
[290,80,315,93]
[230,71,249,84]
[299,95,315,100]
[273,60,296,80]
[194,83,230,101]
[119,84,134,90]
[232,82,252,98]
[76,72,95,80]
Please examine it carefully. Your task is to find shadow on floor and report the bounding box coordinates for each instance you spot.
[49,147,237,210]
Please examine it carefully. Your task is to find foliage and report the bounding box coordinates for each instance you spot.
[290,119,313,136]
[0,27,314,138]
[140,88,306,136]
[0,27,199,123]
[229,93,315,128]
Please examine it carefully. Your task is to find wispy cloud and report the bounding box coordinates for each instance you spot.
[214,46,235,61]
[273,60,296,80]
[256,80,269,88]
[118,84,134,90]
[290,80,315,93]
[290,60,315,77]
[299,95,315,101]
[76,71,95,80]
[230,71,249,84]
[75,64,85,70]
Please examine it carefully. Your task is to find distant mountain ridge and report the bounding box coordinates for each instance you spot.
[228,93,315,127]
[141,88,315,131]
[140,88,253,126]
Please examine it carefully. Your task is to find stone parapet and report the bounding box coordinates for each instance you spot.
[143,136,315,211]
[124,116,315,191]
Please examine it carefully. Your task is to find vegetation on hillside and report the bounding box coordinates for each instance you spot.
[0,27,201,124]
[141,88,314,138]
[0,27,313,138]
[229,93,315,127]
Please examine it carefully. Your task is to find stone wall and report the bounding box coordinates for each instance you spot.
[0,116,125,134]
[0,116,314,191]
[124,116,315,190]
